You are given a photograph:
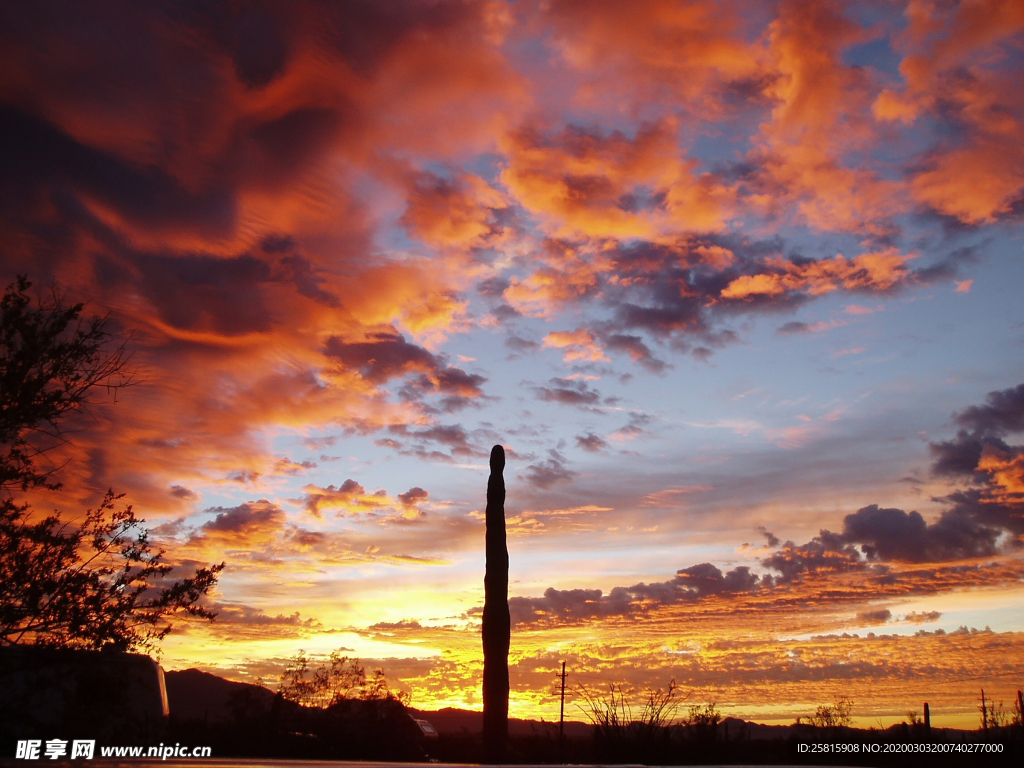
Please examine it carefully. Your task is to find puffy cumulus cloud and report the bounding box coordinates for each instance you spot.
[720,249,912,300]
[545,234,898,365]
[542,328,608,363]
[171,495,465,577]
[501,239,606,318]
[170,485,200,502]
[541,0,761,115]
[977,450,1024,496]
[400,170,511,250]
[508,562,762,626]
[397,486,428,506]
[500,232,911,369]
[609,413,654,443]
[675,561,760,594]
[177,499,392,566]
[600,244,714,335]
[515,237,752,362]
[521,450,574,489]
[401,368,487,413]
[856,608,892,625]
[842,504,1004,562]
[747,0,907,234]
[302,479,392,518]
[500,121,734,239]
[904,610,942,624]
[930,383,1024,502]
[500,550,1024,635]
[497,541,1024,643]
[324,331,438,384]
[533,377,603,408]
[575,432,608,453]
[777,321,811,335]
[324,329,486,410]
[761,494,1015,579]
[196,500,287,545]
[336,264,470,347]
[873,0,1024,223]
[381,422,484,462]
[952,382,1024,436]
[564,233,932,368]
[602,334,667,372]
[273,457,318,476]
[397,486,429,520]
[760,530,864,582]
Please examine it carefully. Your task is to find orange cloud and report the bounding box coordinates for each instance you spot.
[542,0,760,116]
[873,0,1024,222]
[721,248,912,299]
[502,240,606,317]
[977,447,1024,497]
[341,264,470,347]
[302,479,413,518]
[750,0,905,233]
[500,121,734,239]
[844,304,876,315]
[542,329,609,363]
[401,171,511,249]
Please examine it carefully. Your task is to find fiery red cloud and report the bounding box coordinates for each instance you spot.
[2,0,1023,727]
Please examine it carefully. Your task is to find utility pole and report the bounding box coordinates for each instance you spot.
[923,702,931,738]
[558,661,567,760]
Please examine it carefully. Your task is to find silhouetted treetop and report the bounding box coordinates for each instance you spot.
[1,275,133,492]
[0,275,221,652]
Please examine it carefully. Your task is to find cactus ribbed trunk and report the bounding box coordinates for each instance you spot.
[482,444,509,763]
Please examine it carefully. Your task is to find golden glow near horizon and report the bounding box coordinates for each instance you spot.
[3,0,1024,733]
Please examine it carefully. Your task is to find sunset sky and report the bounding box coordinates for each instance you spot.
[2,0,1023,728]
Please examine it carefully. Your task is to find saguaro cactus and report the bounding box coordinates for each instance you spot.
[482,444,509,762]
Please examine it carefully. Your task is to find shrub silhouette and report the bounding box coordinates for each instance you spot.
[806,695,853,728]
[576,680,682,763]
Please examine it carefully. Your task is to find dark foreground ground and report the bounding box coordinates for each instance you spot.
[0,762,972,768]
[0,763,845,768]
[3,666,1021,766]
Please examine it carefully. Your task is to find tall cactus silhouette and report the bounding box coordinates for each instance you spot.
[482,444,509,762]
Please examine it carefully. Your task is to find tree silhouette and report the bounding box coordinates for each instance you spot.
[278,649,408,708]
[0,275,222,652]
[0,276,133,493]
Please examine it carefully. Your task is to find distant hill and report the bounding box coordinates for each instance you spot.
[165,668,593,736]
[164,668,275,723]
